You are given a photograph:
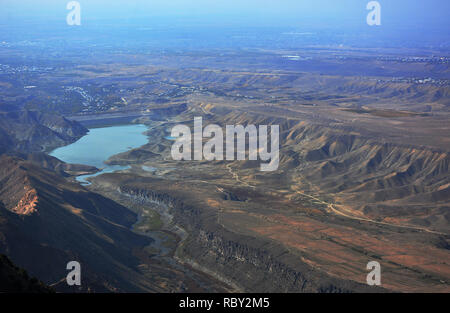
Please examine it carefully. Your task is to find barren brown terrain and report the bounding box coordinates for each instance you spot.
[1,45,449,292]
[68,59,449,292]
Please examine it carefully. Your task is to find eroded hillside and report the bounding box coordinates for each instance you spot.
[86,94,449,292]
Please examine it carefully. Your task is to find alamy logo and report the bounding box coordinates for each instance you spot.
[170,117,279,172]
[66,261,81,286]
[366,261,381,286]
[67,1,81,26]
[366,1,381,26]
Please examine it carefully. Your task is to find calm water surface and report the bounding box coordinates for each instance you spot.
[50,124,148,184]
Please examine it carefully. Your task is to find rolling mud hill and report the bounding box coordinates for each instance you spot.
[213,109,450,233]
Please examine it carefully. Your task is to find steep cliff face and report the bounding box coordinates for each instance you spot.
[0,155,153,292]
[0,110,88,153]
[11,187,38,216]
[0,155,39,216]
[116,184,380,293]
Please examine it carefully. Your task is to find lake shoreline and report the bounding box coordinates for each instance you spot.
[49,123,150,184]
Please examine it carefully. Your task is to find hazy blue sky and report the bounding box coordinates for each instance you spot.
[0,0,448,51]
[1,0,449,29]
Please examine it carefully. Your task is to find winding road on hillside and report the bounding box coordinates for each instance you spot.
[224,163,447,236]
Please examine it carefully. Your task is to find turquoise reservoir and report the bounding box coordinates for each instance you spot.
[50,124,148,184]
